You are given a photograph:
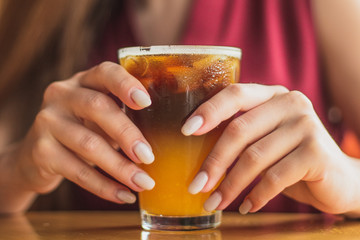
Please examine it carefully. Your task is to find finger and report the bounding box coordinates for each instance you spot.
[189,90,316,195]
[181,83,288,136]
[67,87,154,165]
[83,120,119,150]
[44,111,155,192]
[79,61,151,110]
[238,146,313,214]
[201,117,305,212]
[191,103,285,194]
[189,90,303,194]
[34,137,137,204]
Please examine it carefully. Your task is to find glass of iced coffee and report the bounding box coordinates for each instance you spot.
[118,45,241,231]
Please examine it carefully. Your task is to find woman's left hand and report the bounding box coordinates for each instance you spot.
[183,83,360,216]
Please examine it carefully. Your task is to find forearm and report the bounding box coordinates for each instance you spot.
[0,143,38,214]
[312,0,360,137]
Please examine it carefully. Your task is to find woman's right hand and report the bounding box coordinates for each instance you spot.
[16,61,155,204]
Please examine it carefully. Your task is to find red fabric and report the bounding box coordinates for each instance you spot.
[82,0,342,213]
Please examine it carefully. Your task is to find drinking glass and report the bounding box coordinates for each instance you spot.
[119,45,241,230]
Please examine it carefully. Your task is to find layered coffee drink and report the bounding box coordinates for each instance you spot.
[119,46,241,230]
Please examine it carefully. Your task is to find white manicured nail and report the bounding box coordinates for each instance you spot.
[204,191,222,212]
[188,171,208,194]
[181,116,204,136]
[239,199,253,215]
[134,142,154,164]
[116,190,136,204]
[132,172,155,190]
[131,89,151,108]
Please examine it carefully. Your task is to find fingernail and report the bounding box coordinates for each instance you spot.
[204,191,222,212]
[239,198,253,215]
[116,190,136,204]
[132,172,155,190]
[188,171,208,194]
[131,89,151,108]
[181,116,204,136]
[134,142,154,164]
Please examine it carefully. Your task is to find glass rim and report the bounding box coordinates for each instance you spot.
[118,45,241,59]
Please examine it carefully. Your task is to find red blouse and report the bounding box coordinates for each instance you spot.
[78,0,342,213]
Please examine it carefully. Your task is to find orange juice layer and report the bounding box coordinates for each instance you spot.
[139,130,221,216]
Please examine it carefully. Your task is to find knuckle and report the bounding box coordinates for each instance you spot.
[221,177,237,194]
[95,61,117,75]
[297,115,318,134]
[226,116,249,138]
[95,62,134,94]
[227,84,244,97]
[204,151,224,171]
[113,74,133,93]
[264,169,282,188]
[249,193,264,208]
[32,138,53,163]
[199,100,220,119]
[115,123,139,140]
[43,81,67,103]
[242,144,263,167]
[296,114,324,147]
[113,160,135,182]
[76,166,92,184]
[86,92,112,111]
[34,109,54,127]
[286,90,313,111]
[274,85,289,94]
[78,133,102,153]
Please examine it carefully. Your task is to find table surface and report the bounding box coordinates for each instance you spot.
[1,211,359,240]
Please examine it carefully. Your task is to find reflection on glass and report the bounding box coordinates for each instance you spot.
[141,229,222,240]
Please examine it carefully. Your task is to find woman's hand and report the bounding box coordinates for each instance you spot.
[184,83,360,216]
[16,62,156,205]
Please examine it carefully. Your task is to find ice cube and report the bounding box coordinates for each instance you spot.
[122,56,149,77]
[201,56,237,91]
[166,66,201,92]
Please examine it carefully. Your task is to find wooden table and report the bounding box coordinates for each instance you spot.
[1,211,359,239]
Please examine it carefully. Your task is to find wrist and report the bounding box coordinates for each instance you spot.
[14,140,62,194]
[343,157,360,219]
[0,143,38,214]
